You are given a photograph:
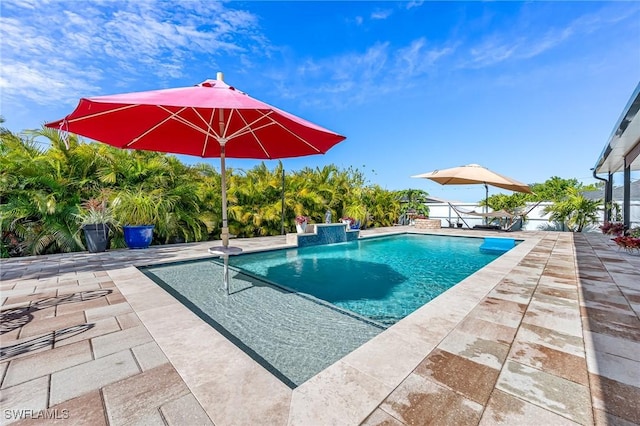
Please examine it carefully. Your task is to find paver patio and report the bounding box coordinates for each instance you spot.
[1,227,638,425]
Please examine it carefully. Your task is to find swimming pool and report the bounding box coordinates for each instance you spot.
[229,233,501,325]
[142,233,506,387]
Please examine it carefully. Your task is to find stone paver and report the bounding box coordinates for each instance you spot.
[2,340,92,388]
[0,230,638,425]
[479,389,581,425]
[19,391,109,426]
[496,360,593,424]
[102,363,191,425]
[131,341,170,371]
[91,325,153,358]
[160,394,215,426]
[0,376,49,425]
[50,350,140,405]
[378,373,484,426]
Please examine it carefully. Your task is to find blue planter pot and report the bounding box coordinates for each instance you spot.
[123,225,154,249]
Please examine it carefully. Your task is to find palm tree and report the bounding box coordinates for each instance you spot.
[544,187,601,232]
[1,128,86,255]
[228,163,285,237]
[364,186,402,227]
[396,189,430,217]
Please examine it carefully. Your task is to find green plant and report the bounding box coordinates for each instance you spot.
[112,189,163,226]
[397,189,430,218]
[543,188,601,232]
[74,198,117,227]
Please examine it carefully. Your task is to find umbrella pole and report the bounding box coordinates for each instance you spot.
[220,139,230,295]
[484,183,489,225]
[222,254,230,295]
[220,142,229,249]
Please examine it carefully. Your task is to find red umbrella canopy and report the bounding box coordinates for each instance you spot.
[45,76,346,159]
[46,74,346,263]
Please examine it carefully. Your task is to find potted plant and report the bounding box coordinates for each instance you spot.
[295,215,309,233]
[75,198,118,253]
[112,189,159,249]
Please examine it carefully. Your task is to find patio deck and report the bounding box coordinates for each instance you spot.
[0,227,638,425]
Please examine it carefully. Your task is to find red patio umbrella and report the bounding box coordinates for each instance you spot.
[46,72,346,293]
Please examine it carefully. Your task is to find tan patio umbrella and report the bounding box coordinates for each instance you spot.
[412,163,532,220]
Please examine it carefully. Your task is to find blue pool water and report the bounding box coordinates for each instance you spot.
[229,233,501,325]
[142,233,506,387]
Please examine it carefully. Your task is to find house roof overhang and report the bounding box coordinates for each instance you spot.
[594,82,640,175]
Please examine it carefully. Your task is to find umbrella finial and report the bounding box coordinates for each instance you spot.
[216,72,224,81]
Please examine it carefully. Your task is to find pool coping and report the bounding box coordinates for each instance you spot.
[107,228,541,424]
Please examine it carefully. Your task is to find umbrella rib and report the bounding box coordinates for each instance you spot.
[200,109,217,156]
[224,110,275,140]
[230,110,275,158]
[126,106,192,148]
[156,105,221,140]
[63,104,139,123]
[181,106,221,156]
[222,109,233,139]
[227,110,323,155]
[270,115,323,153]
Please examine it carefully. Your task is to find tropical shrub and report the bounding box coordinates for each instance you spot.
[543,187,601,232]
[396,189,430,218]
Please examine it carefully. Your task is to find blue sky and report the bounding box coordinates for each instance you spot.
[2,0,639,202]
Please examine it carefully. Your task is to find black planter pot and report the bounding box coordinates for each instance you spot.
[83,224,110,253]
[123,225,154,249]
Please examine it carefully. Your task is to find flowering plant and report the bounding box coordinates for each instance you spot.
[295,215,309,224]
[599,222,625,236]
[612,235,640,253]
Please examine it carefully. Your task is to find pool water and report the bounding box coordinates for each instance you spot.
[142,233,506,387]
[230,233,501,325]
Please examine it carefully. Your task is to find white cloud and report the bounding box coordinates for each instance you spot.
[279,38,454,109]
[0,0,267,108]
[371,9,392,20]
[462,4,640,68]
[395,38,456,77]
[468,37,519,68]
